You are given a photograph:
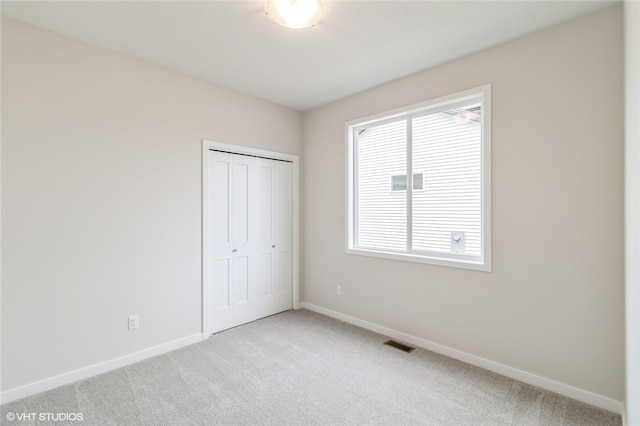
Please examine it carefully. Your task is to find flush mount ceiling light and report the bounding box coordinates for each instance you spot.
[265,0,324,29]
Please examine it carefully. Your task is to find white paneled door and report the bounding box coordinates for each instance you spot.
[207,150,293,334]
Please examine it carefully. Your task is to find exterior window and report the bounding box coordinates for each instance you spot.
[346,85,491,271]
[391,173,424,191]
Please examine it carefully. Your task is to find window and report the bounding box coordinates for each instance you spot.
[391,173,424,191]
[346,85,491,271]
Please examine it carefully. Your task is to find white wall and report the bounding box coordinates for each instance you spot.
[625,1,640,423]
[0,17,302,392]
[302,5,624,403]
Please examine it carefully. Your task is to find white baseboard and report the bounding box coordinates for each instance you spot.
[298,302,623,415]
[1,333,203,405]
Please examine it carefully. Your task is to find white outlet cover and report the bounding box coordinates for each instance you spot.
[128,315,139,330]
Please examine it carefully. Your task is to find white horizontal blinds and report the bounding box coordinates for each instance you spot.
[356,120,407,250]
[411,103,482,257]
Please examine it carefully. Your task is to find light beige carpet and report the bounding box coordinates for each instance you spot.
[1,309,621,425]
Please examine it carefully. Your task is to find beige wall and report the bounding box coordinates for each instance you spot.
[1,17,302,391]
[1,4,627,407]
[625,1,640,423]
[302,5,624,401]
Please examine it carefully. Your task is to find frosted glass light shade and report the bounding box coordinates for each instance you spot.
[265,0,324,29]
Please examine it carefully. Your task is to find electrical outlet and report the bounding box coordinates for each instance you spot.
[336,285,342,296]
[128,315,139,330]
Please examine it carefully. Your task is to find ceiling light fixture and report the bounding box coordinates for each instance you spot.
[265,0,324,29]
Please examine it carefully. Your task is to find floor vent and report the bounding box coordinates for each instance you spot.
[384,340,415,353]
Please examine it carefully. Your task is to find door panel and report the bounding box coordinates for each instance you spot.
[208,151,234,333]
[276,252,289,294]
[211,160,230,244]
[257,252,273,299]
[258,165,274,241]
[274,161,293,311]
[212,259,230,310]
[233,162,249,244]
[255,159,275,318]
[233,256,249,304]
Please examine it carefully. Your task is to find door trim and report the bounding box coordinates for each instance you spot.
[202,140,300,337]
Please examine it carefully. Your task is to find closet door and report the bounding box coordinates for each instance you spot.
[273,160,293,313]
[255,159,293,318]
[207,151,256,333]
[207,150,292,334]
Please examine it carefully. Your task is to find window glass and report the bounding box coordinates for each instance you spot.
[347,85,491,271]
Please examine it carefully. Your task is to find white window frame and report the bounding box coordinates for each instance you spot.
[346,85,492,272]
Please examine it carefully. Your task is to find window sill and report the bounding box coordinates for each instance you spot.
[345,247,491,272]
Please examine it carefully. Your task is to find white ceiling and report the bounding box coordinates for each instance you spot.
[1,0,618,111]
